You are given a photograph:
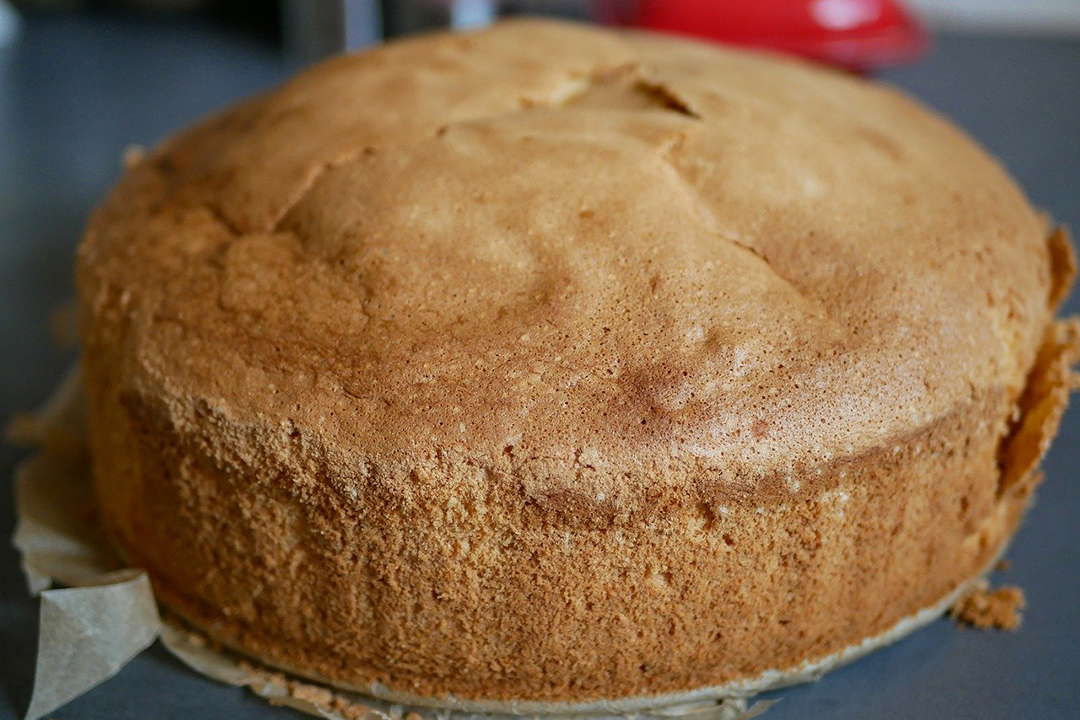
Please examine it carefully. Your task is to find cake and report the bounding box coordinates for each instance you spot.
[76,19,1079,710]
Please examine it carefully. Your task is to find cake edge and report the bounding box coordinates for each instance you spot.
[152,534,1016,716]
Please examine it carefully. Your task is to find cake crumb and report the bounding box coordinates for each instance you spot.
[122,144,146,168]
[331,695,375,720]
[287,679,335,706]
[264,670,288,687]
[185,631,208,648]
[995,559,1011,572]
[235,657,375,719]
[951,582,1025,630]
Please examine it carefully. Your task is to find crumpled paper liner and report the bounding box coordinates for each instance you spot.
[9,365,773,720]
[25,573,160,720]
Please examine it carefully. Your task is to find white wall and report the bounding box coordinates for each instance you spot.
[907,0,1080,34]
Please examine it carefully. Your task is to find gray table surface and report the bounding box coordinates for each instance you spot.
[1,11,1078,720]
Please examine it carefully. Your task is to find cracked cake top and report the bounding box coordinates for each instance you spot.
[77,19,1059,510]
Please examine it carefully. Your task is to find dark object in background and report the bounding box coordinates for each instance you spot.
[12,0,283,44]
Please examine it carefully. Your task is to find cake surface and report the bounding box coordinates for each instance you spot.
[77,19,1078,706]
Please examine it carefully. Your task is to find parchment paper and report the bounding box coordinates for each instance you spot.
[24,573,160,720]
[9,365,773,720]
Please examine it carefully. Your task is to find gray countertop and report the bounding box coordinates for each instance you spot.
[1,12,1077,720]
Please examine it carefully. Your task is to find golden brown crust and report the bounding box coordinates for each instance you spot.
[999,318,1080,494]
[951,583,1025,631]
[77,19,1078,704]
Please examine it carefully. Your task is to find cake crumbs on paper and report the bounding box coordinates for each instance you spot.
[184,631,208,649]
[330,694,377,720]
[950,581,1025,630]
[167,616,222,652]
[287,679,335,707]
[236,657,374,719]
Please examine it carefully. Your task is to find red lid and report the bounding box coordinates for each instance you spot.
[610,0,928,71]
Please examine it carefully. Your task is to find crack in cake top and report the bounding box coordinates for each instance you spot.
[77,19,1057,500]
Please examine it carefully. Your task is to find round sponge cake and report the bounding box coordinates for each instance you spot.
[77,19,1078,708]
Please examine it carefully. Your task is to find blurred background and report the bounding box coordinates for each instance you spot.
[1,1,1079,720]
[2,0,1080,61]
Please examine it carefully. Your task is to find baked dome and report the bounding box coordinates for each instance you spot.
[78,19,1078,709]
